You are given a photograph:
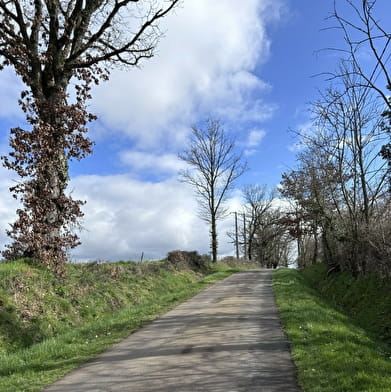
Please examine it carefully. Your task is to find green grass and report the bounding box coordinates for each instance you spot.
[0,259,249,392]
[273,268,391,392]
[301,264,391,345]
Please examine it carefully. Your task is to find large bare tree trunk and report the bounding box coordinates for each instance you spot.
[37,84,70,254]
[42,138,68,243]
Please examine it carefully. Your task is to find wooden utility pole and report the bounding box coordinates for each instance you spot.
[234,212,239,259]
[243,213,247,260]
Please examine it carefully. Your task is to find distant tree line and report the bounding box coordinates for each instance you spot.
[226,185,292,269]
[179,121,293,268]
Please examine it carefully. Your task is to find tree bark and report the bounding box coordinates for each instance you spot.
[211,215,218,263]
[36,83,70,253]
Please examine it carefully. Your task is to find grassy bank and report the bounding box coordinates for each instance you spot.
[0,259,246,391]
[273,268,391,392]
[301,264,391,345]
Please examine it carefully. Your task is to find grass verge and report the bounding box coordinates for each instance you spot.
[0,260,248,392]
[273,268,391,392]
[301,264,391,345]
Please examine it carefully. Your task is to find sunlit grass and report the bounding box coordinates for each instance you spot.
[273,268,391,392]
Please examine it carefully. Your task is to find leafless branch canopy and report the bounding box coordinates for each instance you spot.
[330,0,391,109]
[179,119,247,223]
[0,0,180,89]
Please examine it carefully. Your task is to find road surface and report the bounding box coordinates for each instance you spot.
[43,269,302,392]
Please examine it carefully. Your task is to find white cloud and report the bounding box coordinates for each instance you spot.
[246,129,267,148]
[0,167,245,261]
[0,68,24,120]
[67,174,240,261]
[119,151,186,175]
[91,0,284,148]
[287,120,316,152]
[244,149,257,157]
[242,129,267,156]
[0,165,19,255]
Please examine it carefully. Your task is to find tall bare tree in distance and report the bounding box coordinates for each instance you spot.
[241,185,275,261]
[0,0,179,274]
[179,119,247,262]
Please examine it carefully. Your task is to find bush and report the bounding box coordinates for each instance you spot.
[166,250,210,271]
[220,256,254,267]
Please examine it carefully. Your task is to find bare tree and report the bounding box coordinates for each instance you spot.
[0,0,179,274]
[280,160,328,269]
[314,75,389,274]
[279,0,391,275]
[241,185,274,261]
[330,0,391,174]
[330,0,391,108]
[253,207,290,268]
[226,185,292,267]
[179,119,247,262]
[281,68,391,275]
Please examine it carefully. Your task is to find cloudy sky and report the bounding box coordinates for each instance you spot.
[0,0,390,261]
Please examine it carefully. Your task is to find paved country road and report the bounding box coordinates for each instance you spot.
[43,270,302,392]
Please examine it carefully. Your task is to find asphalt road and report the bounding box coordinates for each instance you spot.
[43,269,302,392]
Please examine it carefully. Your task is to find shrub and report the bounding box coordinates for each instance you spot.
[167,250,210,271]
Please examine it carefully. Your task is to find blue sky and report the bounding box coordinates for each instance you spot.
[0,0,390,261]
